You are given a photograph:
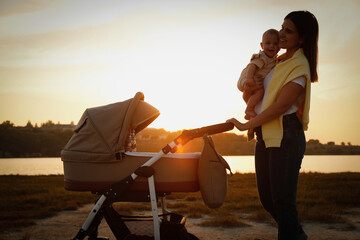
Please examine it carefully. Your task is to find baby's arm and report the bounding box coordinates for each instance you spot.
[243,63,258,89]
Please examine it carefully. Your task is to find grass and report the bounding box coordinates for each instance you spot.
[198,215,251,228]
[0,175,97,233]
[297,172,360,222]
[0,173,359,233]
[165,172,360,227]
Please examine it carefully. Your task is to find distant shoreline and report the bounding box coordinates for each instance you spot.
[1,121,360,158]
[1,153,360,159]
[1,155,360,176]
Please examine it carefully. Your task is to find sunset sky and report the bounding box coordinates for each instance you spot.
[1,0,359,145]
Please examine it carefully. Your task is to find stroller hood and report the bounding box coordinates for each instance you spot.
[61,92,159,163]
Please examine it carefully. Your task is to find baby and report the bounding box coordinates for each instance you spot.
[238,29,280,120]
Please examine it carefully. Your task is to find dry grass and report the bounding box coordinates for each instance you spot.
[0,172,359,232]
[0,175,97,232]
[112,202,151,215]
[199,215,251,228]
[165,172,360,227]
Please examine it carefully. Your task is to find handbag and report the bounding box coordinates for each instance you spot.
[198,135,232,208]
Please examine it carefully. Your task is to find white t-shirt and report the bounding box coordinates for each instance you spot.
[255,67,306,115]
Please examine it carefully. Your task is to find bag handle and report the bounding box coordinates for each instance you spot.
[203,135,233,176]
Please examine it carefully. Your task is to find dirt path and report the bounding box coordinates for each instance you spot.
[1,204,359,240]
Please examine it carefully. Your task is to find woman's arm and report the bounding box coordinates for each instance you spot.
[229,81,304,131]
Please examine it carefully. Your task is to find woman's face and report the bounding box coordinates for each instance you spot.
[279,19,303,52]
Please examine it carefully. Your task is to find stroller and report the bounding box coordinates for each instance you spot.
[61,92,234,240]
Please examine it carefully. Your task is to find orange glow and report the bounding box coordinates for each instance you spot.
[0,1,360,146]
[175,145,184,153]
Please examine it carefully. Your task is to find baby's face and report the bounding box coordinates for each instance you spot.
[261,34,280,58]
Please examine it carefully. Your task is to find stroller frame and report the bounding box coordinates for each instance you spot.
[72,122,234,240]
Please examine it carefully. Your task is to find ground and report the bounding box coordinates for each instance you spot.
[1,205,359,240]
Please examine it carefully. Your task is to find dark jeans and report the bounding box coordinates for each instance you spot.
[254,113,307,240]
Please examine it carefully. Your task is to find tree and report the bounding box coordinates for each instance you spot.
[1,121,14,128]
[307,139,320,145]
[41,120,55,127]
[25,121,33,129]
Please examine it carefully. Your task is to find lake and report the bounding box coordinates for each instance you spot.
[0,155,359,175]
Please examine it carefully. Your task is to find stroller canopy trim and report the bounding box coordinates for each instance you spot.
[61,92,160,163]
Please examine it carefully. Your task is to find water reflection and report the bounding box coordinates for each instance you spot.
[0,155,359,175]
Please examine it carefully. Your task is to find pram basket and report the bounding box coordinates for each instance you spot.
[61,92,234,240]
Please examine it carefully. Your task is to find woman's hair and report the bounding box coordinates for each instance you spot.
[285,11,319,82]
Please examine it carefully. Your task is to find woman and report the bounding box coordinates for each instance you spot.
[228,11,318,240]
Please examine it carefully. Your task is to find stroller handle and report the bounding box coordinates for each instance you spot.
[175,122,234,145]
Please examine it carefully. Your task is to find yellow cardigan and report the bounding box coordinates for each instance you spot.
[262,48,311,148]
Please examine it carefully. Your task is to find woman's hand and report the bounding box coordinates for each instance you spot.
[227,118,248,131]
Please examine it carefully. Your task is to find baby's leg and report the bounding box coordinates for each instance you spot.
[242,90,252,103]
[245,88,264,120]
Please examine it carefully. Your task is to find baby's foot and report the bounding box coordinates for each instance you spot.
[245,110,257,120]
[245,114,252,120]
[247,128,255,141]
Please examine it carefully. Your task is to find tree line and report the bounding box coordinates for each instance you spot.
[136,128,360,155]
[1,121,359,158]
[0,121,73,158]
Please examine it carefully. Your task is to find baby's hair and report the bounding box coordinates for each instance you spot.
[262,28,279,41]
